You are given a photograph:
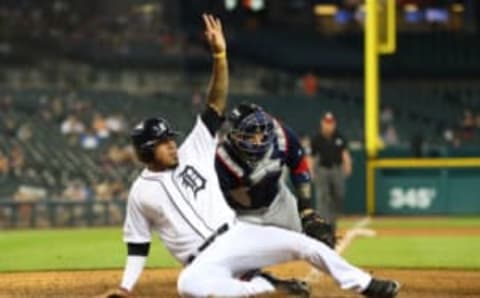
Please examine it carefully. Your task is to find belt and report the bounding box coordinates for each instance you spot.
[186,223,229,265]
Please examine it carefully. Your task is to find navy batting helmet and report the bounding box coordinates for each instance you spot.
[227,103,275,162]
[131,117,180,163]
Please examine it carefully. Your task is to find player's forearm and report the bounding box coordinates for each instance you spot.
[120,255,147,292]
[295,182,313,212]
[342,150,352,176]
[202,13,228,115]
[120,243,150,293]
[206,54,229,115]
[290,155,313,211]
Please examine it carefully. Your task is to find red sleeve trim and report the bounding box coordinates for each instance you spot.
[216,152,241,181]
[292,156,310,174]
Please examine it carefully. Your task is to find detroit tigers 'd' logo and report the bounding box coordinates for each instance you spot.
[178,165,206,198]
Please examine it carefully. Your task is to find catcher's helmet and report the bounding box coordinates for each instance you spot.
[131,117,180,163]
[227,103,275,162]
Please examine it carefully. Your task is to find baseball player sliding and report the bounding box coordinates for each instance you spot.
[100,14,400,298]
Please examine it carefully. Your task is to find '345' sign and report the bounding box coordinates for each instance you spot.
[389,187,437,209]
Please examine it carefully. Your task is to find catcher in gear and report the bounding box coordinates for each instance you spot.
[215,103,336,248]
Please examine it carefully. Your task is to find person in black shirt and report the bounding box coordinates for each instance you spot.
[310,112,352,231]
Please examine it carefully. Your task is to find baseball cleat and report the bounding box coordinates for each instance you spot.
[259,272,311,298]
[362,278,401,298]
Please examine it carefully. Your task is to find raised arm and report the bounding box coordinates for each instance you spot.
[203,13,229,115]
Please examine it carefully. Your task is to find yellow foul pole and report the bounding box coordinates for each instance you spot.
[365,0,379,159]
[365,0,379,214]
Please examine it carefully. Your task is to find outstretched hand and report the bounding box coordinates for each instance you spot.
[202,13,226,54]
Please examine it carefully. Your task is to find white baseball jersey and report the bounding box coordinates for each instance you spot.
[123,117,236,263]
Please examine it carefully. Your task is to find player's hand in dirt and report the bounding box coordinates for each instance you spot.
[94,287,130,298]
[202,13,226,54]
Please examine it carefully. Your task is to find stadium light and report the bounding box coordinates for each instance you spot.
[452,3,464,13]
[314,4,338,16]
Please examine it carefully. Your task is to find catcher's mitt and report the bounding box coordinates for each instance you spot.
[300,209,337,249]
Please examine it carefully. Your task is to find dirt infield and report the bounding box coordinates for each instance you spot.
[0,264,479,298]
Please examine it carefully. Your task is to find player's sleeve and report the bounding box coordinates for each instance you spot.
[120,194,152,293]
[283,125,311,185]
[201,105,225,136]
[123,196,152,243]
[282,124,313,211]
[215,153,240,194]
[179,107,224,159]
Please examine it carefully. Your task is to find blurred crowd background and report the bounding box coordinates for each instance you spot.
[1,0,479,227]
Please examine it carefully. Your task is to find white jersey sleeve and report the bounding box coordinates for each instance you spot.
[123,193,152,243]
[179,116,218,160]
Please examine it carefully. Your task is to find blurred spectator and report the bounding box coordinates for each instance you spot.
[13,185,47,201]
[9,145,25,176]
[61,115,85,135]
[51,97,65,123]
[461,109,475,141]
[107,144,130,164]
[93,179,125,223]
[106,145,122,164]
[17,122,33,141]
[62,179,89,201]
[38,96,52,122]
[80,129,100,150]
[476,113,480,137]
[105,114,126,134]
[302,71,318,97]
[69,98,91,114]
[94,180,114,201]
[380,106,394,125]
[3,117,17,138]
[13,185,47,225]
[0,150,9,177]
[382,124,399,147]
[92,113,110,138]
[444,127,455,144]
[110,180,128,200]
[123,144,137,163]
[0,95,12,112]
[94,179,127,201]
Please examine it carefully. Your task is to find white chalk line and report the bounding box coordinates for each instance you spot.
[303,216,376,284]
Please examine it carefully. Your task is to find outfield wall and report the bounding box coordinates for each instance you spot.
[343,151,480,215]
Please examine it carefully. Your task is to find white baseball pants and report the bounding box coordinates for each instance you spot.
[177,221,371,297]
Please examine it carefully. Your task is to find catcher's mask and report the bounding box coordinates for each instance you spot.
[227,103,275,163]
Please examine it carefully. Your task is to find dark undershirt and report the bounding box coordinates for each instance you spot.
[127,242,150,256]
[201,106,225,136]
